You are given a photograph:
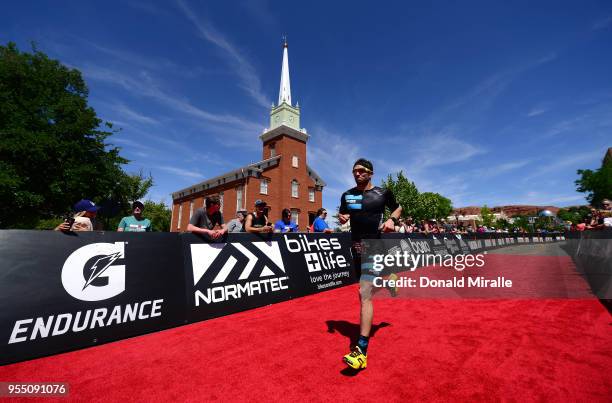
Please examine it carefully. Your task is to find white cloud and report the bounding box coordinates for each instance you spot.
[111,102,159,125]
[176,0,271,108]
[527,107,548,117]
[476,159,531,178]
[592,16,612,31]
[412,134,485,169]
[88,43,205,79]
[158,165,205,179]
[505,191,587,206]
[81,64,262,135]
[308,126,363,213]
[521,150,601,182]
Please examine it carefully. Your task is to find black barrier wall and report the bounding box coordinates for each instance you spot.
[2,230,602,365]
[0,231,356,365]
[563,230,612,299]
[0,231,186,365]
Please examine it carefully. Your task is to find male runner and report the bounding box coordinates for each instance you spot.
[338,158,402,370]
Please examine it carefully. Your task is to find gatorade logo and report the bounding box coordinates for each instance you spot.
[61,242,126,302]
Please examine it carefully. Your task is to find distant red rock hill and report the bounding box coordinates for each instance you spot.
[452,205,561,217]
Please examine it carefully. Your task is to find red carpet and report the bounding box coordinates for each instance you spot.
[1,255,611,402]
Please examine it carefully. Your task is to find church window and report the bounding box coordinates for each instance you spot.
[291,180,299,198]
[260,179,268,194]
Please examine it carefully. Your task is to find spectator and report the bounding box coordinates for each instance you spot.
[441,219,453,233]
[274,208,299,233]
[402,218,414,233]
[117,201,152,232]
[244,199,273,233]
[576,217,588,231]
[602,199,611,212]
[429,220,440,234]
[419,220,428,234]
[227,211,247,233]
[187,195,227,239]
[313,208,333,233]
[55,199,100,232]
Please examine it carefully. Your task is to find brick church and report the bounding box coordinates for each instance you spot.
[170,42,325,231]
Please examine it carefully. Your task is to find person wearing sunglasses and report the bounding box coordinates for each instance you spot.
[312,208,333,233]
[338,158,402,370]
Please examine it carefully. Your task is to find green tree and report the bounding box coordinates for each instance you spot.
[557,206,590,225]
[143,200,171,232]
[480,205,495,227]
[512,215,530,231]
[575,152,612,207]
[0,42,150,228]
[98,171,154,230]
[534,216,554,231]
[414,192,453,221]
[495,218,510,230]
[381,171,419,219]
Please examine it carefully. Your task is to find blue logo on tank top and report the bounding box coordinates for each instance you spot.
[345,194,363,210]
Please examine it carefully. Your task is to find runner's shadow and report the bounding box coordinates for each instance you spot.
[326,320,391,377]
[326,320,391,347]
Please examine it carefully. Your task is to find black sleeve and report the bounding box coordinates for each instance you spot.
[339,191,348,214]
[217,212,224,225]
[189,209,203,227]
[385,189,400,211]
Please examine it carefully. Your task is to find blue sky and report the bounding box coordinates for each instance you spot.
[2,1,612,214]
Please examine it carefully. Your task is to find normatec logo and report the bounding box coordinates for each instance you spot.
[61,242,126,301]
[190,241,288,305]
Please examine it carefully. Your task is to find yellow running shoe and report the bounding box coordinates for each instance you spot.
[387,272,398,297]
[343,346,367,369]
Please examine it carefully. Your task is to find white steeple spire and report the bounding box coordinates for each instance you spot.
[278,38,291,106]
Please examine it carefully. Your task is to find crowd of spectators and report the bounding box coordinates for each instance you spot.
[570,199,612,231]
[54,197,611,234]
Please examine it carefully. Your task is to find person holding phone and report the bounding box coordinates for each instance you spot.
[243,199,273,233]
[55,199,100,232]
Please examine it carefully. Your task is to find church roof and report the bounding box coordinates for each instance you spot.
[307,165,326,187]
[260,124,309,143]
[171,154,326,200]
[172,156,281,200]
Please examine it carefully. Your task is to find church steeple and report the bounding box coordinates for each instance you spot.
[278,38,291,106]
[267,38,302,132]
